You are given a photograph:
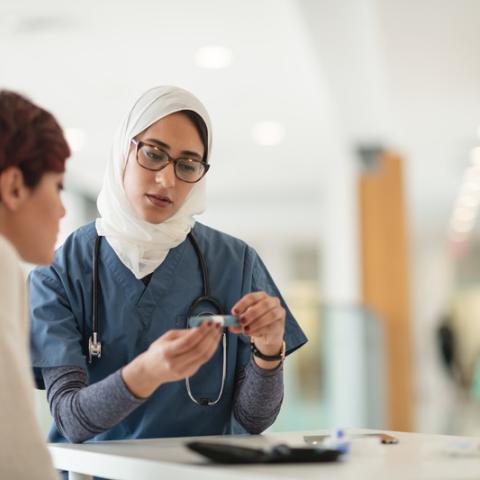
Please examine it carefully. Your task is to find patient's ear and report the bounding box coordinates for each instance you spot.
[0,166,29,211]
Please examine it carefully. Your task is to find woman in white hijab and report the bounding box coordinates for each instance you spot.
[29,86,307,450]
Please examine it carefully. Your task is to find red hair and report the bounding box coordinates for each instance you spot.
[0,90,70,188]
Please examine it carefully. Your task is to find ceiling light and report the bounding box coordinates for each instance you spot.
[252,121,285,146]
[195,46,233,69]
[65,128,86,154]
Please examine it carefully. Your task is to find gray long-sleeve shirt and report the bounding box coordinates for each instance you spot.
[42,356,283,443]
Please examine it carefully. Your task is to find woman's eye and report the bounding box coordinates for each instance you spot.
[57,183,64,191]
[146,150,162,161]
[178,161,197,172]
[143,147,168,162]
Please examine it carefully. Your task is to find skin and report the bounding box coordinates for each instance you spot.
[121,112,286,399]
[123,112,200,225]
[0,167,65,264]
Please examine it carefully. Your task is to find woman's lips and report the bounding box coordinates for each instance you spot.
[145,194,173,208]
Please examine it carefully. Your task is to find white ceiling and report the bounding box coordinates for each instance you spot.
[0,0,325,191]
[1,0,480,242]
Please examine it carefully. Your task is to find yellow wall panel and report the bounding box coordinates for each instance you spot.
[359,152,413,431]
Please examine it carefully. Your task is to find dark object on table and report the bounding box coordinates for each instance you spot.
[186,441,343,464]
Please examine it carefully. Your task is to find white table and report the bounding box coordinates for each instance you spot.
[48,429,480,480]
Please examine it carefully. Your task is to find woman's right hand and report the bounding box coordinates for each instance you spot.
[121,322,222,399]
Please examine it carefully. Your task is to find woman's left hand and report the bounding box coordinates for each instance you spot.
[229,291,285,367]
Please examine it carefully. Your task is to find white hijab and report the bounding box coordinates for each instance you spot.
[96,86,212,279]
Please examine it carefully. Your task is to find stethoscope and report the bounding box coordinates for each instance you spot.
[88,231,227,406]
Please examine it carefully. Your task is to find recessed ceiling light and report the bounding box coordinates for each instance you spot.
[65,128,86,154]
[252,121,285,146]
[195,46,233,69]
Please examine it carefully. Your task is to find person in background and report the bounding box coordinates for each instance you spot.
[0,90,69,479]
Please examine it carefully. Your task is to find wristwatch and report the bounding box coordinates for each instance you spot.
[250,339,286,362]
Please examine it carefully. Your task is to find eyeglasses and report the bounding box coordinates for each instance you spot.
[131,139,210,183]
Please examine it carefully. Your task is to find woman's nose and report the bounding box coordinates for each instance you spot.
[155,163,176,187]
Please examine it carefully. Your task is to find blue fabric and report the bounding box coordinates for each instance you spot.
[30,221,307,443]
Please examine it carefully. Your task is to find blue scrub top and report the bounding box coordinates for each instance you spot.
[30,221,307,443]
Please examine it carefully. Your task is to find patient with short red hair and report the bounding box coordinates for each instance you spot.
[0,90,70,479]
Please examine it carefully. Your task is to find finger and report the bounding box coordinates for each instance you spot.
[161,322,210,341]
[228,326,243,334]
[240,296,280,328]
[174,324,222,363]
[244,308,284,336]
[181,339,222,378]
[173,328,223,374]
[160,329,186,340]
[167,322,215,356]
[171,322,219,355]
[231,291,268,315]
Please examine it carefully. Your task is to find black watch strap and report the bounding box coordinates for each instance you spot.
[250,340,286,361]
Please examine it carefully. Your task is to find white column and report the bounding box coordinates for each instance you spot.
[321,138,365,428]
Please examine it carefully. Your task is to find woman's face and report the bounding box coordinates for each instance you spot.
[123,112,205,224]
[0,170,65,264]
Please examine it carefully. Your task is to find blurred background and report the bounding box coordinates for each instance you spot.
[3,0,480,437]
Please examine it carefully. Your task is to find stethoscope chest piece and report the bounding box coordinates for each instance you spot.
[88,332,102,363]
